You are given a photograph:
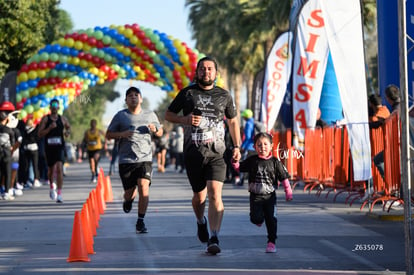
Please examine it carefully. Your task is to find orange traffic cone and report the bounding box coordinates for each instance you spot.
[67,211,90,262]
[104,176,113,202]
[86,198,98,234]
[96,184,106,214]
[89,191,100,225]
[98,167,105,186]
[81,204,95,254]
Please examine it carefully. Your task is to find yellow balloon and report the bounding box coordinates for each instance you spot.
[28,70,37,80]
[57,37,66,46]
[79,60,88,68]
[37,70,46,78]
[124,28,133,38]
[30,88,39,97]
[71,57,80,66]
[74,41,83,50]
[89,67,99,75]
[65,38,75,47]
[19,72,28,83]
[97,78,104,85]
[130,36,138,45]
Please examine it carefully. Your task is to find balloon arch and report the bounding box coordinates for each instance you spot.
[15,23,208,124]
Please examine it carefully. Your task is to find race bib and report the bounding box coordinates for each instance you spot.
[25,143,38,151]
[47,137,62,145]
[192,130,213,144]
[88,141,97,146]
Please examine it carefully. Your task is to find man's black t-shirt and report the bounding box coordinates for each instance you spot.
[168,84,237,156]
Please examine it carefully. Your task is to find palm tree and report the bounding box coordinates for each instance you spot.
[185,0,378,112]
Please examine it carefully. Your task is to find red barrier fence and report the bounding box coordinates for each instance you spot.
[272,112,402,212]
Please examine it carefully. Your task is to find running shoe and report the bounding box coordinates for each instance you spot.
[33,179,42,187]
[13,188,23,196]
[266,242,277,253]
[3,192,15,201]
[56,194,63,203]
[197,216,209,243]
[207,236,221,255]
[123,199,134,213]
[49,189,57,201]
[136,219,148,234]
[15,183,24,190]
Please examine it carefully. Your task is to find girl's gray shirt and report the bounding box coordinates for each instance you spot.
[107,108,161,164]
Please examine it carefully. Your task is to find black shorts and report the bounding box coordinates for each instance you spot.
[87,149,101,159]
[184,149,226,193]
[45,147,65,167]
[119,162,153,190]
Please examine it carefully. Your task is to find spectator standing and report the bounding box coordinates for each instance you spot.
[19,115,42,192]
[0,112,17,200]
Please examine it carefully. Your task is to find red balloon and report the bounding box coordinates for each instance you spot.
[136,30,146,40]
[20,64,29,73]
[38,61,48,69]
[96,40,104,48]
[16,102,24,110]
[79,33,88,42]
[29,62,38,70]
[87,37,97,46]
[47,61,56,68]
[131,23,140,32]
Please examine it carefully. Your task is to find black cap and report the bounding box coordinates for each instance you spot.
[126,86,141,96]
[0,111,7,121]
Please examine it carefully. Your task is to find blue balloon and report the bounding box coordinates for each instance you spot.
[61,46,71,55]
[28,79,38,88]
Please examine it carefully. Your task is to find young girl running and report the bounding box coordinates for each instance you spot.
[232,132,292,253]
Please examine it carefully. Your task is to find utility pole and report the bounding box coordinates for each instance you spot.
[397,1,413,274]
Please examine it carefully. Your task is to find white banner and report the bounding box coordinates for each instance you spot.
[291,0,371,180]
[261,31,293,132]
[321,0,371,180]
[292,0,329,148]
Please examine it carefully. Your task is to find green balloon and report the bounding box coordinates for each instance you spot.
[16,93,22,103]
[97,50,105,59]
[102,35,111,45]
[86,28,94,36]
[94,30,104,40]
[40,52,49,61]
[90,48,98,56]
[50,53,59,62]
[59,55,68,63]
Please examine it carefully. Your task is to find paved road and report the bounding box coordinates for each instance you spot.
[0,158,408,275]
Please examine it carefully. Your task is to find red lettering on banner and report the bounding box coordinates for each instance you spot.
[297,57,319,79]
[308,9,324,28]
[295,109,307,129]
[294,83,312,102]
[293,8,324,131]
[305,33,320,53]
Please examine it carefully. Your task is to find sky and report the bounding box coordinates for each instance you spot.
[58,0,196,124]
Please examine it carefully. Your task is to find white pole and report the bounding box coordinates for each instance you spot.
[397,0,413,274]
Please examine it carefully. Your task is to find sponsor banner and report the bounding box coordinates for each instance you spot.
[321,0,371,180]
[261,31,293,132]
[292,0,328,148]
[291,0,371,180]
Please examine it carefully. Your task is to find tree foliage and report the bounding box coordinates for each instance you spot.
[64,81,120,142]
[185,0,378,110]
[0,0,66,77]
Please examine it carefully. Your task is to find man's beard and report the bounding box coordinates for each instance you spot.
[197,77,215,86]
